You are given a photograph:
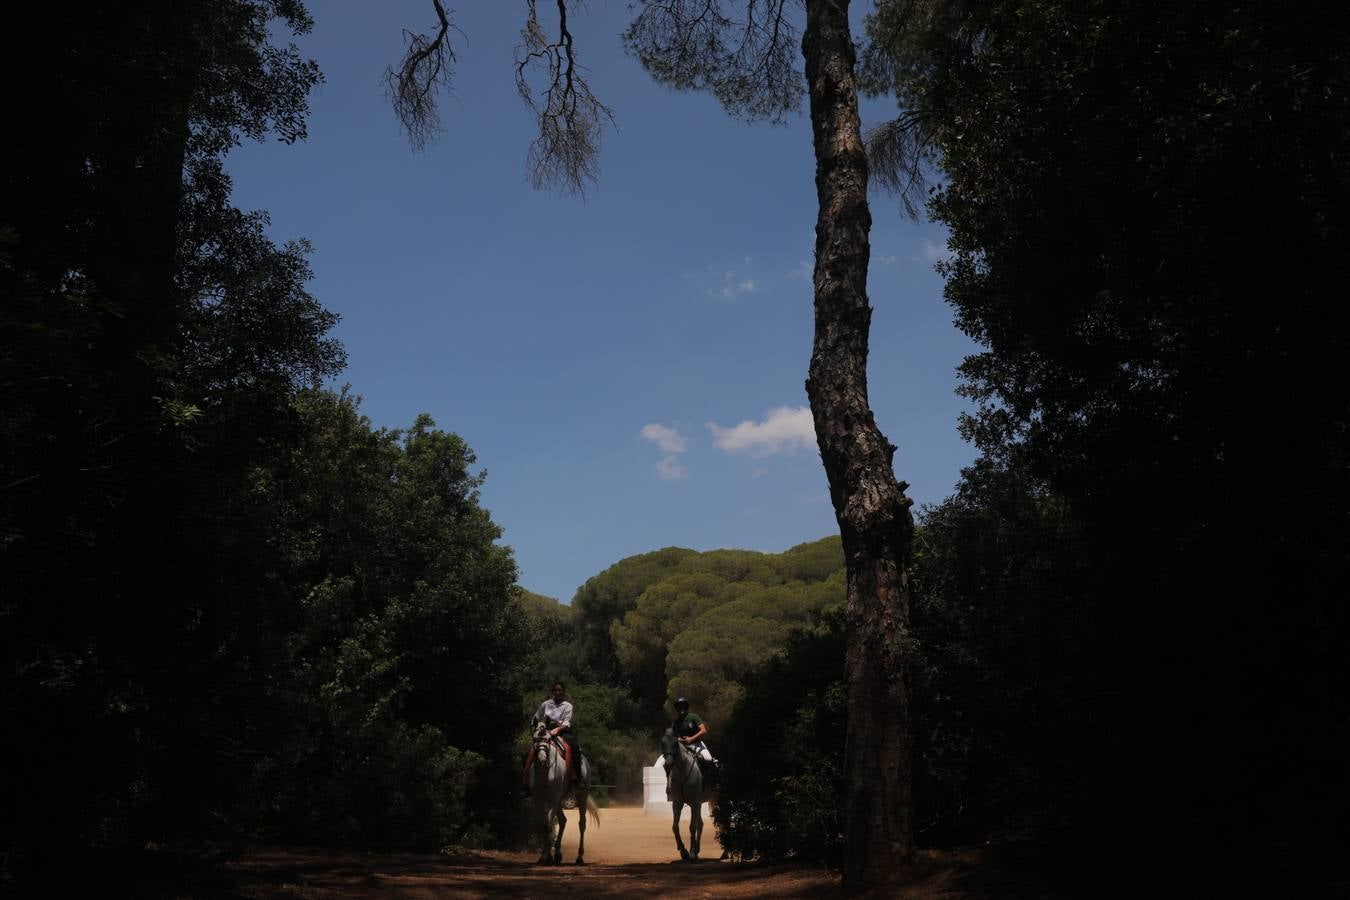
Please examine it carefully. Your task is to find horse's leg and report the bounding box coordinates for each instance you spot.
[690,801,702,861]
[574,787,587,865]
[534,799,551,864]
[672,800,690,861]
[690,769,703,860]
[553,804,566,865]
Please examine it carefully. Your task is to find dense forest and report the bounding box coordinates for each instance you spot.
[516,538,848,799]
[3,0,1347,895]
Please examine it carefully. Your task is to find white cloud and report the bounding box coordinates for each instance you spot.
[643,423,690,479]
[640,422,687,454]
[721,277,757,298]
[875,254,897,265]
[915,238,953,264]
[656,455,687,480]
[688,256,758,298]
[708,406,816,457]
[719,258,758,298]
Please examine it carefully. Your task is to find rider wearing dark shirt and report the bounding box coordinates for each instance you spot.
[665,696,719,799]
[674,708,706,741]
[672,697,717,766]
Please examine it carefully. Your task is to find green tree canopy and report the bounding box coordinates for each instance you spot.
[867,0,1350,886]
[602,538,845,724]
[2,2,340,875]
[569,547,699,682]
[246,389,527,850]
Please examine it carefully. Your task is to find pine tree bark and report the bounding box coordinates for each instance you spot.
[802,0,916,886]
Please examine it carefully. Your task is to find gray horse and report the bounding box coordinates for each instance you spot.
[661,727,706,861]
[528,721,599,864]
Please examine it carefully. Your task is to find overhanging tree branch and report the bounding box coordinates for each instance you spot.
[385,0,459,151]
[515,0,616,193]
[623,0,801,121]
[390,1,615,192]
[860,0,989,217]
[865,112,936,219]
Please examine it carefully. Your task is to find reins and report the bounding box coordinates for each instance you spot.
[532,725,571,784]
[666,738,697,786]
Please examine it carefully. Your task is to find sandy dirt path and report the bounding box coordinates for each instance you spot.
[220,807,837,898]
[542,802,721,864]
[218,807,981,898]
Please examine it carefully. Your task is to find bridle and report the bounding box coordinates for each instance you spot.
[533,722,562,768]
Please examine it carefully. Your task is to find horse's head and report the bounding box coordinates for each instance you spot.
[533,721,553,766]
[660,727,678,762]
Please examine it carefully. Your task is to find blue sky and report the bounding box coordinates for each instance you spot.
[225,1,979,602]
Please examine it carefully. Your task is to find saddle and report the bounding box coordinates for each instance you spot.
[558,737,575,779]
[550,736,586,786]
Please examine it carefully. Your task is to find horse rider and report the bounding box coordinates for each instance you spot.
[667,696,719,797]
[521,680,584,797]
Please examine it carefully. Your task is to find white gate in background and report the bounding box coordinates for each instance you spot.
[642,753,712,818]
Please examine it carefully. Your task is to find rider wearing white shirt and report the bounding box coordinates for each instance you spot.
[522,681,583,796]
[533,693,573,737]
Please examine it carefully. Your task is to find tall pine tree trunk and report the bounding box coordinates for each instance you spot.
[802,0,916,886]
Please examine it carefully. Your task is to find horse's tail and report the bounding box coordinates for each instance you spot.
[586,792,601,827]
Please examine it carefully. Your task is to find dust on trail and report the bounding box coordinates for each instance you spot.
[220,807,976,899]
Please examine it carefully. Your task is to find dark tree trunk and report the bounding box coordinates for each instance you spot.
[802,0,916,886]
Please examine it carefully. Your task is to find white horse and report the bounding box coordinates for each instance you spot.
[528,721,599,864]
[661,727,706,861]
